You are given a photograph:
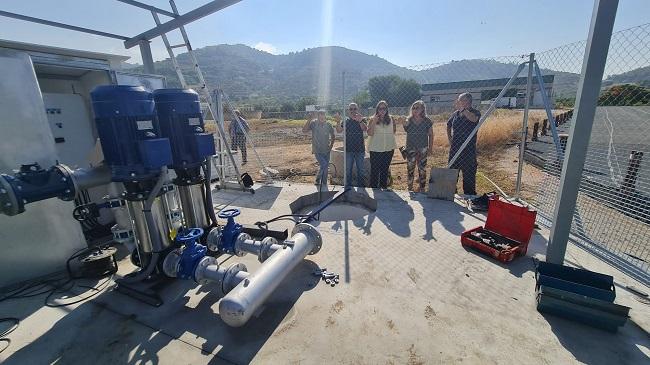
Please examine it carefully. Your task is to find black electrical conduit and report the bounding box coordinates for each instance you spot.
[202,161,219,227]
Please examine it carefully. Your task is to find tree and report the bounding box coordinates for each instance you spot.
[367,75,421,107]
[295,96,317,111]
[352,90,372,109]
[280,101,296,113]
[598,84,650,106]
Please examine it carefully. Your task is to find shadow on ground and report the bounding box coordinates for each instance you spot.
[543,313,650,365]
[3,260,320,365]
[212,184,283,211]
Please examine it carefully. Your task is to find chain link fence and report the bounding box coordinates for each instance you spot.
[219,55,553,199]
[202,23,650,284]
[533,23,650,284]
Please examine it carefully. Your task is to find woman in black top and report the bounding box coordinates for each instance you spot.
[402,100,434,192]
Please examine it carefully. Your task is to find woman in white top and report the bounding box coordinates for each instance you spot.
[367,100,397,189]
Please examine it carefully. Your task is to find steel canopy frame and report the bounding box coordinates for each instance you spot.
[123,0,242,49]
[0,10,130,40]
[0,0,242,61]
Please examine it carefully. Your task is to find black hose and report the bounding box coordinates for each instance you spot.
[203,161,219,227]
[120,170,166,284]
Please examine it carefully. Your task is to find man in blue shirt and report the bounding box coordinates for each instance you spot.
[336,103,367,188]
[447,93,481,196]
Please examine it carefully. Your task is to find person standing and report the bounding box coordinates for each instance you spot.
[447,92,481,196]
[229,110,250,165]
[335,103,367,188]
[402,100,433,192]
[302,110,335,186]
[367,100,396,189]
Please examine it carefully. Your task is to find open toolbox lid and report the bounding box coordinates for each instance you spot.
[484,197,537,244]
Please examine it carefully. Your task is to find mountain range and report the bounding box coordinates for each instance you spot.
[134,44,646,105]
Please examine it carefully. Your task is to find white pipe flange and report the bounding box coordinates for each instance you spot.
[193,256,218,285]
[222,262,248,295]
[206,227,222,252]
[258,236,279,262]
[291,223,322,255]
[234,232,252,257]
[161,248,182,277]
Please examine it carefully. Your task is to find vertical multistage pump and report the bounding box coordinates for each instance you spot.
[91,85,174,268]
[153,89,216,230]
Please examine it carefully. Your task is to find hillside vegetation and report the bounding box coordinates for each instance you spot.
[135,44,647,107]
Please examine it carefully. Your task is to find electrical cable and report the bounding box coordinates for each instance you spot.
[0,244,116,354]
[44,275,113,308]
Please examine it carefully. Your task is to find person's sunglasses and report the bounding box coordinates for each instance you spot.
[349,108,358,111]
[378,107,387,111]
[413,106,422,110]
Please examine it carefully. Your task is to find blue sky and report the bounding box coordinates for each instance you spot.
[0,0,648,66]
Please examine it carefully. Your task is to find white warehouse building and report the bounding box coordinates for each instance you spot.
[421,74,554,112]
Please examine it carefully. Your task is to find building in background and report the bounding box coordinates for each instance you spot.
[421,75,554,112]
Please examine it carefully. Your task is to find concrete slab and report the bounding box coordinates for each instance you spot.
[1,182,649,365]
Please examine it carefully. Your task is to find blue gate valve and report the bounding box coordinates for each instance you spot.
[217,208,242,254]
[176,228,206,281]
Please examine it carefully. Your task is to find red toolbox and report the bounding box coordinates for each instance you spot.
[461,196,537,263]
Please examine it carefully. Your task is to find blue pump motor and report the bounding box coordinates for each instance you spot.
[153,89,216,172]
[90,85,172,182]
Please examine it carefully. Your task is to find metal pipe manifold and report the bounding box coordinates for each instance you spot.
[218,223,322,327]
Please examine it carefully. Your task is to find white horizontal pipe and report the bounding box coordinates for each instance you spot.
[219,223,322,327]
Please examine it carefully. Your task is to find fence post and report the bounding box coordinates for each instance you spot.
[342,71,346,187]
[547,0,619,265]
[622,150,643,195]
[532,123,539,141]
[216,89,226,189]
[515,53,535,199]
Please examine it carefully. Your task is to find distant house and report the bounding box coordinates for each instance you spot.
[421,75,554,112]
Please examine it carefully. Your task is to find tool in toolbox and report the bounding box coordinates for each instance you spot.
[461,194,537,263]
[313,268,340,287]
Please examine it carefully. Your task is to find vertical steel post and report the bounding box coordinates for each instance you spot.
[547,0,619,264]
[515,53,535,198]
[216,90,226,189]
[342,71,347,187]
[138,40,155,74]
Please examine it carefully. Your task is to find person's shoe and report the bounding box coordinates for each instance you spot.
[242,161,247,166]
[470,192,495,211]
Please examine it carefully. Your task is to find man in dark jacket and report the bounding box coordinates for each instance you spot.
[447,93,481,196]
[335,103,367,188]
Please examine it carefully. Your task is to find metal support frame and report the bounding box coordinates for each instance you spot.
[220,90,273,177]
[214,91,227,188]
[515,53,535,198]
[138,40,155,74]
[448,62,527,168]
[124,0,242,48]
[533,61,563,159]
[547,0,619,265]
[0,10,129,40]
[116,0,178,18]
[342,71,347,187]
